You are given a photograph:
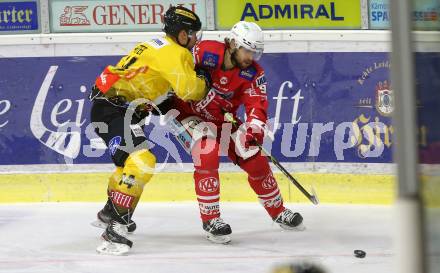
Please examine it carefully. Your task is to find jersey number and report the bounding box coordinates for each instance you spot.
[123,57,137,69]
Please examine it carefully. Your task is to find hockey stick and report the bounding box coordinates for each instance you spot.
[223,112,319,205]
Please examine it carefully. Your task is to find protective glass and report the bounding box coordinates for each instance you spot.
[241,47,263,61]
[188,29,203,41]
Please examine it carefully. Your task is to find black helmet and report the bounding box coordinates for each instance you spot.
[163,6,201,37]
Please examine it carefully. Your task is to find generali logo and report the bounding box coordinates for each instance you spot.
[60,6,91,26]
[56,3,197,27]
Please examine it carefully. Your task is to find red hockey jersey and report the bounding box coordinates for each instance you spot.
[188,40,268,129]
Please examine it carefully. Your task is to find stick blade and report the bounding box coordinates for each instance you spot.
[310,186,319,205]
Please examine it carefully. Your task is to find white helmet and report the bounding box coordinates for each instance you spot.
[228,21,264,61]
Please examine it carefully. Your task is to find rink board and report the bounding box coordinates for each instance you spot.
[1,171,438,205]
[0,171,395,204]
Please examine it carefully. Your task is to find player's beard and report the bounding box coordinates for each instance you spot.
[231,51,250,69]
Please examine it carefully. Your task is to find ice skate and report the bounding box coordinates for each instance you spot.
[91,199,137,233]
[203,217,232,244]
[274,208,305,231]
[96,220,133,255]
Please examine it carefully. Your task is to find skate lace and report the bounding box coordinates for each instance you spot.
[210,218,228,229]
[111,221,128,237]
[279,209,295,224]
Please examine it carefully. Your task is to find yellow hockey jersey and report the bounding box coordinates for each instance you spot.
[95,36,207,103]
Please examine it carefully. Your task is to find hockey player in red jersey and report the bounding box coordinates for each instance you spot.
[172,21,305,244]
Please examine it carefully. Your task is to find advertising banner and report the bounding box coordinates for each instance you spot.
[369,0,440,30]
[369,0,389,29]
[413,0,440,30]
[49,0,207,33]
[0,51,437,166]
[216,0,361,30]
[0,0,39,34]
[417,53,440,164]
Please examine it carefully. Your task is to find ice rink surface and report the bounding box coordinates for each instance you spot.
[0,202,396,273]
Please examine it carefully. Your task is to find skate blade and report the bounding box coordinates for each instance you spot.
[96,240,131,256]
[91,219,107,230]
[279,222,306,231]
[206,233,231,244]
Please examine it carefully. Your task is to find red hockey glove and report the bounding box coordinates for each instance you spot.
[245,124,265,148]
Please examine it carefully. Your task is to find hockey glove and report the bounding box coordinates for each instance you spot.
[195,67,211,89]
[245,124,265,149]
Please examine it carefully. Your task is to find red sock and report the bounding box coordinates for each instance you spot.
[238,153,285,219]
[192,138,221,222]
[194,169,220,222]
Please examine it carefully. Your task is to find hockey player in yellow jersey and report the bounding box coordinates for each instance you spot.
[94,9,207,102]
[89,6,209,255]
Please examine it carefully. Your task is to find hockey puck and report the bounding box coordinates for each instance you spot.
[354,250,366,258]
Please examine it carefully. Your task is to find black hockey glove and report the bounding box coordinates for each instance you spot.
[151,93,176,116]
[195,67,211,89]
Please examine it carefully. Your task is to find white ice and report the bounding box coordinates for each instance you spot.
[0,203,396,273]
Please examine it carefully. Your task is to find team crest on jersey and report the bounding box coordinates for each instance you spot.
[220,76,228,85]
[201,52,219,68]
[239,66,257,81]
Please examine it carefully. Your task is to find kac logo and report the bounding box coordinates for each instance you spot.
[262,173,277,190]
[198,177,219,193]
[220,76,228,85]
